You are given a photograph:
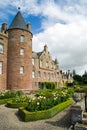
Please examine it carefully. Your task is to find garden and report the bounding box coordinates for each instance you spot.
[0,87,74,121]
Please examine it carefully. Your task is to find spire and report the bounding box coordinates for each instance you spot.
[55,58,58,64]
[8,9,28,31]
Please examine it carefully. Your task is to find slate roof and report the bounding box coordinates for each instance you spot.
[9,11,28,31]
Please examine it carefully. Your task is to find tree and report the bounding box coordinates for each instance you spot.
[73,74,82,83]
[72,69,76,77]
[82,73,87,84]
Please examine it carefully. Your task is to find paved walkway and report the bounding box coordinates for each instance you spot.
[0,105,71,130]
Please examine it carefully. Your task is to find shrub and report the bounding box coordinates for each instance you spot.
[6,96,30,108]
[19,98,73,122]
[26,88,73,112]
[0,90,23,99]
[40,82,56,90]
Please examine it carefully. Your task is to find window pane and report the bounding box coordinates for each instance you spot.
[46,62,49,68]
[20,48,24,55]
[0,62,2,74]
[40,60,42,67]
[20,35,25,42]
[32,58,35,65]
[38,71,41,78]
[20,66,24,74]
[0,44,4,53]
[44,72,46,79]
[32,71,35,78]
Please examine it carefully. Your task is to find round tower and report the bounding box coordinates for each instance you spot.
[7,10,33,90]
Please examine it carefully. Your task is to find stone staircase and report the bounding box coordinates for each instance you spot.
[75,112,87,130]
[82,112,87,125]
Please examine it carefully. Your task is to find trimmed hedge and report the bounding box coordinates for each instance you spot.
[0,98,13,105]
[18,98,73,122]
[6,101,28,108]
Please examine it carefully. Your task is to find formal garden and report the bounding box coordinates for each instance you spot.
[0,81,87,122]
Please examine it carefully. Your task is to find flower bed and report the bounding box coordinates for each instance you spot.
[18,98,73,122]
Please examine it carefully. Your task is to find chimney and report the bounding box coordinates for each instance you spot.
[44,44,48,53]
[1,23,7,33]
[27,23,31,31]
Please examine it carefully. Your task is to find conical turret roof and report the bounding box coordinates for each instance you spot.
[9,11,28,31]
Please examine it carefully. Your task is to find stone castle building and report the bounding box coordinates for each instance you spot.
[0,10,73,91]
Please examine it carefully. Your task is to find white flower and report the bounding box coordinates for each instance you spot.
[37,102,40,105]
[43,97,46,99]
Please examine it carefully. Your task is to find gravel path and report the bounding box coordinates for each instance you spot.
[0,105,71,130]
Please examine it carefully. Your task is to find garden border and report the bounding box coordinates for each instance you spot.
[18,98,73,122]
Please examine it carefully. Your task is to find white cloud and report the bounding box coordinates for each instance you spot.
[33,19,87,75]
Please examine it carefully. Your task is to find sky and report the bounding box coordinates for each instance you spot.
[0,0,87,75]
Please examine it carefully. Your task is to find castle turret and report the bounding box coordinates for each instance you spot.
[7,10,33,90]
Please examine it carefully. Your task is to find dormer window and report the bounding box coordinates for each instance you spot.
[20,35,25,42]
[0,44,4,54]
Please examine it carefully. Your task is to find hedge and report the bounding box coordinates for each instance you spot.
[18,98,73,122]
[6,101,28,108]
[0,98,13,105]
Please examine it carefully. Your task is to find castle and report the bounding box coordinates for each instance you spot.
[0,10,73,91]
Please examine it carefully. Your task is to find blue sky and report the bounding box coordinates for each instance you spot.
[1,0,87,75]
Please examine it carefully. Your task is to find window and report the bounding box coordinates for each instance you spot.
[48,73,50,80]
[29,39,32,46]
[40,60,42,67]
[32,58,35,65]
[20,48,24,55]
[0,62,3,74]
[38,71,41,78]
[32,71,35,78]
[46,61,49,68]
[20,66,24,74]
[0,44,4,53]
[20,35,25,42]
[44,72,46,79]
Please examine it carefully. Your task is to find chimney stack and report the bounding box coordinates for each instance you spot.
[1,23,7,33]
[27,23,31,31]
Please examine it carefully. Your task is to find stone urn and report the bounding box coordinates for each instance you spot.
[73,93,81,102]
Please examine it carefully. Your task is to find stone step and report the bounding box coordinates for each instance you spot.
[82,118,87,124]
[75,122,87,130]
[83,112,87,118]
